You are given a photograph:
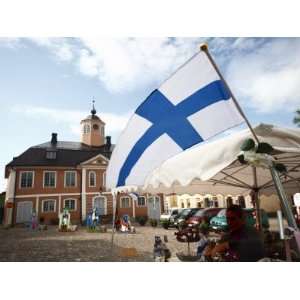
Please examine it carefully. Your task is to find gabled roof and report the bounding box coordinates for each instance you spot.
[5,141,114,178]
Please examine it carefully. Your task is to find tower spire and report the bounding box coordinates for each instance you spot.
[91,99,96,116]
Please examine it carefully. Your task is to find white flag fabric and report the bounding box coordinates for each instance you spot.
[106,50,244,190]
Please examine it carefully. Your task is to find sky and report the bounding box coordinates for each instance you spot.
[0,37,300,191]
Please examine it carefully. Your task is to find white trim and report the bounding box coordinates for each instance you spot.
[92,195,107,215]
[19,170,34,189]
[64,170,77,188]
[58,195,61,217]
[41,199,57,213]
[15,193,81,198]
[43,171,57,188]
[36,196,39,214]
[120,196,131,208]
[102,171,106,188]
[88,171,97,187]
[82,168,87,220]
[80,153,109,165]
[63,198,77,211]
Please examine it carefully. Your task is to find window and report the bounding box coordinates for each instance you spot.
[83,124,90,134]
[121,197,130,208]
[100,126,104,136]
[65,171,76,187]
[44,171,56,187]
[20,171,34,188]
[137,196,146,206]
[64,199,76,211]
[89,171,96,187]
[46,151,57,160]
[42,200,56,212]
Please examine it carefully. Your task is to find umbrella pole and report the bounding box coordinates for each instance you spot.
[252,166,262,232]
[269,166,298,230]
[252,189,262,232]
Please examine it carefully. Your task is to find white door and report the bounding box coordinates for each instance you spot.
[147,196,161,220]
[93,197,106,215]
[16,201,33,223]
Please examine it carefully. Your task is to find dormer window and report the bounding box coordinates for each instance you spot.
[46,150,57,160]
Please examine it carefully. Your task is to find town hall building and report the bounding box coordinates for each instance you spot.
[3,104,164,226]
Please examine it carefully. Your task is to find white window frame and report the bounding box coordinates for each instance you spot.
[64,171,77,188]
[92,196,107,215]
[137,196,146,207]
[63,198,77,211]
[19,171,34,188]
[120,196,131,208]
[83,124,90,134]
[43,171,57,188]
[89,171,97,187]
[41,199,56,213]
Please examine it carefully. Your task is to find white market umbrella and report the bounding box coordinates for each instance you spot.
[143,124,300,227]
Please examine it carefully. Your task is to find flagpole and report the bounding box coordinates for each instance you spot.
[200,43,299,234]
[111,192,117,251]
[200,44,260,144]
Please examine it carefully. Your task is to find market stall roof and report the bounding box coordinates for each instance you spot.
[141,124,300,196]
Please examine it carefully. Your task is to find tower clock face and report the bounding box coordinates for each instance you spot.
[93,124,99,130]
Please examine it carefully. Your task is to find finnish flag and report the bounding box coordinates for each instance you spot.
[106,49,244,189]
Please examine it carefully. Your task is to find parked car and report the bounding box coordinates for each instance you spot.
[173,208,202,228]
[186,207,223,227]
[160,208,182,222]
[210,208,270,231]
[160,208,183,229]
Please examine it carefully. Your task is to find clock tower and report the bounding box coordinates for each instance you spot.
[80,101,105,146]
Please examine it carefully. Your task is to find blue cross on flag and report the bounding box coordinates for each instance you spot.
[106,49,244,189]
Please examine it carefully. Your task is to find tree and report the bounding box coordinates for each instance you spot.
[294,109,300,127]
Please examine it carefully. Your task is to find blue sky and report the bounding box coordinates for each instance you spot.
[1,37,300,191]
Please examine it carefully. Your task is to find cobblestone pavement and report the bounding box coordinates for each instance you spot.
[0,225,191,262]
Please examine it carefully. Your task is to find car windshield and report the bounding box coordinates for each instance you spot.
[162,211,171,215]
[193,210,204,217]
[180,209,191,217]
[216,209,227,217]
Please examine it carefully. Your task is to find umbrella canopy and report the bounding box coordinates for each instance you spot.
[143,124,300,197]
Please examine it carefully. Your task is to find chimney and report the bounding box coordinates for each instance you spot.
[106,136,111,148]
[51,133,58,146]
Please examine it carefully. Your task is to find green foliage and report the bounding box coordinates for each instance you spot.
[256,142,273,154]
[135,216,148,226]
[240,138,255,151]
[149,219,158,227]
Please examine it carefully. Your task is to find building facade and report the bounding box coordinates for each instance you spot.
[3,105,164,226]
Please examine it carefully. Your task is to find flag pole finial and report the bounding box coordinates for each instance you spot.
[200,43,208,51]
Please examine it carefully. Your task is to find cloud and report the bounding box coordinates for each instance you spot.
[77,37,204,93]
[0,37,23,49]
[26,37,300,113]
[225,38,300,113]
[11,105,131,138]
[29,37,75,62]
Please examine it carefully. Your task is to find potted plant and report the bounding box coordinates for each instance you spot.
[150,219,158,227]
[135,216,148,226]
[161,219,170,229]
